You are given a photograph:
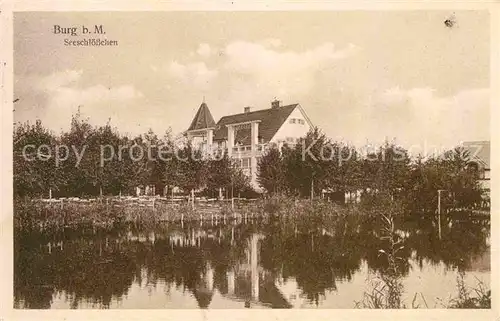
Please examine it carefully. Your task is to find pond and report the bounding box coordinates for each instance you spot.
[14,214,490,309]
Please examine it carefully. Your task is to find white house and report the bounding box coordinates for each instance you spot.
[185,99,313,191]
[462,140,490,197]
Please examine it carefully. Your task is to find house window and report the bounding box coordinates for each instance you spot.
[290,118,305,125]
[241,157,251,168]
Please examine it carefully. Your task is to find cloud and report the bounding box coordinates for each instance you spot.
[209,41,361,115]
[365,87,490,152]
[197,43,213,58]
[168,61,218,89]
[224,41,359,77]
[28,70,144,131]
[36,69,83,91]
[37,70,144,107]
[261,38,282,48]
[51,84,143,107]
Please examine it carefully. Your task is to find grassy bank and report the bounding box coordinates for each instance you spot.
[14,197,253,231]
[13,193,483,232]
[14,195,368,232]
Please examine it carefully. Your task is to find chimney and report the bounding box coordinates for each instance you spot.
[244,106,251,113]
[271,99,280,109]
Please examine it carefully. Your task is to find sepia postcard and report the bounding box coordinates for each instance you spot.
[0,1,499,321]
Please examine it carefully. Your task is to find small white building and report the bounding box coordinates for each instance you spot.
[462,140,490,198]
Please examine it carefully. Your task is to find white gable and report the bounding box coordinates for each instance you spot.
[270,106,311,144]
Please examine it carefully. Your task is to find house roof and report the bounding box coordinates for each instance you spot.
[187,102,216,131]
[213,104,298,144]
[462,141,490,169]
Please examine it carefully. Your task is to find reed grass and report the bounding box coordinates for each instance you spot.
[447,272,491,309]
[355,208,407,309]
[355,205,491,309]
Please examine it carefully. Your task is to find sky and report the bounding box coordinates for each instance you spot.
[13,11,490,152]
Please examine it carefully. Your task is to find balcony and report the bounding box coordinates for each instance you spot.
[195,143,268,159]
[232,145,251,153]
[231,144,267,155]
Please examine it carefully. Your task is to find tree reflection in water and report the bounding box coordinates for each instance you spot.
[14,214,490,309]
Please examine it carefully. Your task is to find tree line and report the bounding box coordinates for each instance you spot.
[14,114,485,212]
[13,112,252,199]
[257,128,485,212]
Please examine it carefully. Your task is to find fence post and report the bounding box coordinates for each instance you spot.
[231,183,234,210]
[437,189,446,240]
[191,189,195,210]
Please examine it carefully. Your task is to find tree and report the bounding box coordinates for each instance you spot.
[282,127,332,198]
[404,147,482,213]
[360,141,411,200]
[230,164,253,198]
[205,154,232,194]
[13,120,64,198]
[173,143,208,194]
[338,143,363,193]
[59,112,97,196]
[257,146,284,194]
[438,147,482,208]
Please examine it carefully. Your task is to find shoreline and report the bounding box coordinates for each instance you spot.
[14,195,490,232]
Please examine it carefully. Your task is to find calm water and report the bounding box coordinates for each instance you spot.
[14,214,490,309]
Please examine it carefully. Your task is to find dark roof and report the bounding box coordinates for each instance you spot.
[213,104,298,144]
[462,141,490,169]
[187,102,216,131]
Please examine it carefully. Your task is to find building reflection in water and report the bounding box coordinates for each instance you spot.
[13,216,490,309]
[170,229,291,308]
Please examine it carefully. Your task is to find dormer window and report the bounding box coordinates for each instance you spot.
[290,118,305,125]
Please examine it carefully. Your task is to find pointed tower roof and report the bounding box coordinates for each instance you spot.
[187,102,216,131]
